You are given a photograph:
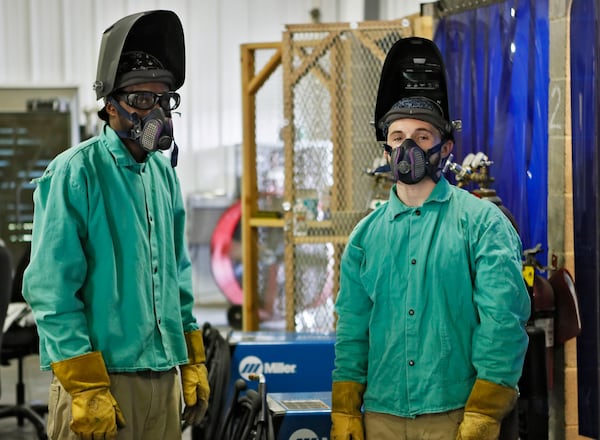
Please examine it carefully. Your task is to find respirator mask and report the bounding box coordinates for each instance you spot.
[110,90,180,152]
[128,106,174,152]
[384,138,445,184]
[109,92,181,166]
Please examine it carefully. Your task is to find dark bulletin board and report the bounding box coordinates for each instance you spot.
[0,112,71,263]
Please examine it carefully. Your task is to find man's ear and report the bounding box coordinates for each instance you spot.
[442,139,454,158]
[105,100,117,117]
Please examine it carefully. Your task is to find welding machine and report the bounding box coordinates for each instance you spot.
[228,331,335,395]
[224,331,335,439]
[268,391,331,440]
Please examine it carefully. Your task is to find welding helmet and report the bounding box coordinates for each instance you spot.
[374,37,460,142]
[93,9,185,100]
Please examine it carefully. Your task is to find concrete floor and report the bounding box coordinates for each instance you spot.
[0,303,230,440]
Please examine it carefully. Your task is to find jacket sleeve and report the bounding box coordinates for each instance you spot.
[332,237,372,384]
[470,207,531,387]
[23,162,93,366]
[171,171,198,333]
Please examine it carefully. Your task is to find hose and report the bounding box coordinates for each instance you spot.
[189,322,232,439]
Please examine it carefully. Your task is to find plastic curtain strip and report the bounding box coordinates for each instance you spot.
[570,0,600,436]
[434,0,549,261]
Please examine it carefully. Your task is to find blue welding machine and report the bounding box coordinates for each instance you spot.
[227,331,335,439]
[268,391,332,440]
[228,331,335,394]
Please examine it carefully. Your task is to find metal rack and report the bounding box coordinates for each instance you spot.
[240,17,433,331]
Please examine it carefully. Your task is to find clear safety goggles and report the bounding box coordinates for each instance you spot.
[116,91,181,111]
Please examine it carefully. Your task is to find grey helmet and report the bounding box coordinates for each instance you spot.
[93,9,185,100]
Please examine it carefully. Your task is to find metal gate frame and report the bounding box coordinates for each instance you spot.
[241,16,433,331]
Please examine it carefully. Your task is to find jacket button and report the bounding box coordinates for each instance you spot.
[409,360,415,366]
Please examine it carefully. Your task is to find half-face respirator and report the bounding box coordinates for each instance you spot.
[110,97,174,152]
[130,107,174,152]
[384,138,444,184]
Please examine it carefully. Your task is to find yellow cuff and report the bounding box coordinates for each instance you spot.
[184,330,206,364]
[465,379,517,421]
[332,381,365,416]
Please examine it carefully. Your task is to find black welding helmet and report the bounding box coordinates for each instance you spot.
[93,9,185,100]
[374,37,460,142]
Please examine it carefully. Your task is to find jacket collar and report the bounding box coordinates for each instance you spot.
[386,176,453,220]
[102,124,146,170]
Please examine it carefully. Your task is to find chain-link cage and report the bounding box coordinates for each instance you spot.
[281,22,418,332]
[242,19,430,332]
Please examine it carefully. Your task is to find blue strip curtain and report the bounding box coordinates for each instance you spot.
[570,0,600,435]
[434,0,549,261]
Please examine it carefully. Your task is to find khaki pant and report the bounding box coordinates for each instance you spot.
[364,409,463,440]
[47,369,182,440]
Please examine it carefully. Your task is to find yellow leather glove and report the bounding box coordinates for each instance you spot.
[180,329,210,426]
[456,379,518,440]
[51,351,126,440]
[331,381,365,440]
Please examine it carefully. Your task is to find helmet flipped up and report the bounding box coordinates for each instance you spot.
[374,36,460,142]
[93,9,185,100]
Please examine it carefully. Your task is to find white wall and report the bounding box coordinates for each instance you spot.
[380,0,426,19]
[0,0,422,202]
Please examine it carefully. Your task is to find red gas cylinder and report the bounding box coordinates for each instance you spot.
[532,275,555,389]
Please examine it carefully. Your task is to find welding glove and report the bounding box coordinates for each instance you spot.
[180,329,210,426]
[456,379,518,440]
[331,381,365,440]
[51,351,126,439]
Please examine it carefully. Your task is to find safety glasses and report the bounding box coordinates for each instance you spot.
[116,91,181,111]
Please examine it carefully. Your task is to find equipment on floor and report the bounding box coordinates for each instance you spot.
[268,391,331,440]
[219,375,274,440]
[220,378,331,440]
[188,322,231,439]
[212,331,336,440]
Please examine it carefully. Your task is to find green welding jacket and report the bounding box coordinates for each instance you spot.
[333,177,530,417]
[23,125,199,372]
